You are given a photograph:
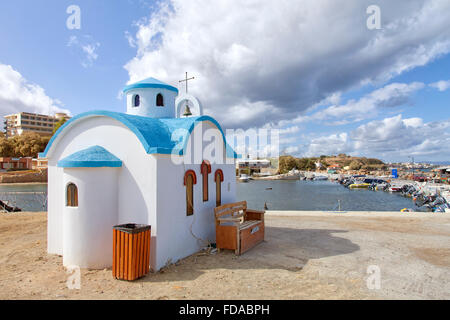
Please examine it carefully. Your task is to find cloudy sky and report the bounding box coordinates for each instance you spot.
[0,0,449,162]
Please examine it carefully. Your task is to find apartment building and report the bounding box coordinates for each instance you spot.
[3,112,70,137]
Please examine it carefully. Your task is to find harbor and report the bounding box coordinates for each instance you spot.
[236,156,450,213]
[1,176,449,213]
[237,180,414,212]
[237,175,450,213]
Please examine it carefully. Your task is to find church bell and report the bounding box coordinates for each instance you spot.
[183,104,192,117]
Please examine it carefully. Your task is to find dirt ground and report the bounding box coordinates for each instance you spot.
[0,211,448,300]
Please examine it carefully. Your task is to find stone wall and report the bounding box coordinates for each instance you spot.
[0,169,47,183]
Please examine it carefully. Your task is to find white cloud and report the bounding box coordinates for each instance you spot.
[305,82,425,124]
[402,117,423,128]
[305,132,352,157]
[67,35,100,68]
[430,80,450,91]
[301,115,450,160]
[279,126,300,135]
[124,0,450,128]
[0,63,70,117]
[124,31,136,48]
[283,146,300,154]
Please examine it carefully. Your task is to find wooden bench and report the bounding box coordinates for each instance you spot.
[214,201,265,255]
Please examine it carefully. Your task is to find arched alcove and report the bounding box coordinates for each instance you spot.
[175,93,203,118]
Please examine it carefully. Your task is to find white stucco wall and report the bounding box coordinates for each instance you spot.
[46,115,236,271]
[62,167,119,268]
[126,88,178,118]
[154,121,236,270]
[47,165,64,255]
[46,115,158,268]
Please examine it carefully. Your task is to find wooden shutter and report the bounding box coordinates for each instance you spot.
[184,170,197,216]
[201,161,211,202]
[66,183,78,207]
[186,174,194,216]
[214,169,223,207]
[215,173,221,207]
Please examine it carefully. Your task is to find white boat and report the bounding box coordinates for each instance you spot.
[239,174,250,182]
[313,174,328,181]
[389,185,402,192]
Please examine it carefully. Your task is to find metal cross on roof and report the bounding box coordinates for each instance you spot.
[179,72,195,94]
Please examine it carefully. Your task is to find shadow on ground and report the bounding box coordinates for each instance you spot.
[139,226,360,283]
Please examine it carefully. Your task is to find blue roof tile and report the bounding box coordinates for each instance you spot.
[57,146,122,168]
[122,77,178,93]
[40,111,238,159]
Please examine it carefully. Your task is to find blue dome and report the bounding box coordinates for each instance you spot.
[40,110,238,159]
[57,145,122,168]
[123,77,178,93]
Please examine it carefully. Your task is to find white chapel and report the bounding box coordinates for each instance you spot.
[40,77,238,271]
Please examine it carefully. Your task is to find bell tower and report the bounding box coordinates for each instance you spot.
[175,72,203,118]
[123,77,178,118]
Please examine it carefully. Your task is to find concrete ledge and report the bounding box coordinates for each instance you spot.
[265,210,444,218]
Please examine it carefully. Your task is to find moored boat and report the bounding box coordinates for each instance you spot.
[349,183,370,189]
[389,186,402,192]
[239,174,250,182]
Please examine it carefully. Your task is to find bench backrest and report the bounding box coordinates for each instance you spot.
[214,201,247,221]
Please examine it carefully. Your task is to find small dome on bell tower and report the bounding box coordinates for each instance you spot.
[123,77,178,118]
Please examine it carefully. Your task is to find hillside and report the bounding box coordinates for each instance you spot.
[278,154,386,173]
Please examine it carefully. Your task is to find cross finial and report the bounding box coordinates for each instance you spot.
[179,72,195,94]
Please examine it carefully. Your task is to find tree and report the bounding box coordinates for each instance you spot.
[0,136,13,156]
[305,159,316,171]
[279,156,297,173]
[53,118,67,135]
[1,132,50,158]
[365,158,384,165]
[349,160,362,170]
[361,164,377,171]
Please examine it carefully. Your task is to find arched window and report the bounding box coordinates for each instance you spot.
[66,183,78,207]
[156,93,164,106]
[214,169,224,207]
[183,170,197,216]
[200,160,211,202]
[134,94,140,107]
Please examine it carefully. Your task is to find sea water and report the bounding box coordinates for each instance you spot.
[0,183,47,212]
[0,180,414,212]
[237,180,414,211]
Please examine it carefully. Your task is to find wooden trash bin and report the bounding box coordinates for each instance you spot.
[113,224,151,280]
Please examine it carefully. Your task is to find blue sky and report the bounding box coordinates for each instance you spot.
[0,0,150,113]
[0,0,449,162]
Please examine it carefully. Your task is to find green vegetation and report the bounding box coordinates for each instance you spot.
[0,132,50,158]
[279,155,316,173]
[52,118,67,134]
[278,154,386,173]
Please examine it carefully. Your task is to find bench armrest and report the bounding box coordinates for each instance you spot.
[217,217,241,224]
[246,209,265,215]
[245,209,265,221]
